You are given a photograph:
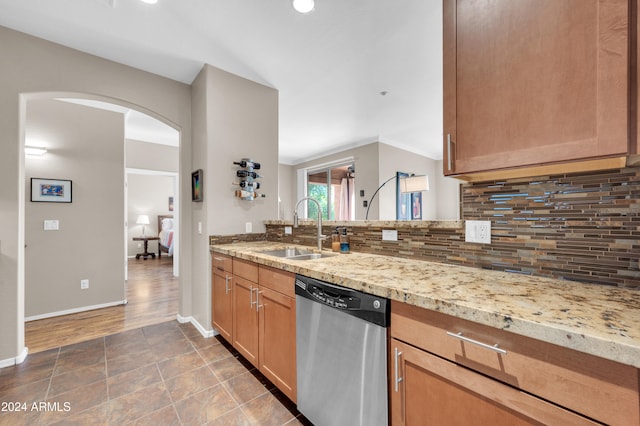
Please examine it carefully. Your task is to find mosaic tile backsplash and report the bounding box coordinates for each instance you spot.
[260,167,640,289]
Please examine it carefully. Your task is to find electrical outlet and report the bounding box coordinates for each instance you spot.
[80,279,89,290]
[382,230,398,241]
[465,220,491,244]
[245,222,253,233]
[284,226,292,235]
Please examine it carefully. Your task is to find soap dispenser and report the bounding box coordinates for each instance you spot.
[339,227,350,253]
[331,228,341,252]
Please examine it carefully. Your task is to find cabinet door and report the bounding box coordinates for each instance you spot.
[211,271,233,342]
[443,0,629,176]
[259,287,297,403]
[233,276,259,367]
[390,339,597,426]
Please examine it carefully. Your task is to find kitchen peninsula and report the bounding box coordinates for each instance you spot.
[211,238,640,425]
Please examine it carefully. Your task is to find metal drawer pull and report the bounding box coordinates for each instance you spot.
[250,285,254,307]
[224,275,231,294]
[394,347,403,393]
[446,331,507,355]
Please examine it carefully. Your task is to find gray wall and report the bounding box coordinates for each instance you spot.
[0,25,192,364]
[25,99,125,318]
[191,64,279,332]
[278,163,296,221]
[126,139,179,172]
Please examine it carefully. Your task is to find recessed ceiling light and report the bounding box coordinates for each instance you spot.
[292,0,314,14]
[140,0,158,4]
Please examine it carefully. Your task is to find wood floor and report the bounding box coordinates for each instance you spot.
[25,256,179,354]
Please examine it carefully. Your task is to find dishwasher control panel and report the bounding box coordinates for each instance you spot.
[307,283,360,309]
[295,275,389,327]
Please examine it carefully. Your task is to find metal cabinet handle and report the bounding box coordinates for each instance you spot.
[249,285,254,307]
[394,347,403,393]
[255,288,263,312]
[224,275,232,294]
[447,133,454,171]
[446,331,507,355]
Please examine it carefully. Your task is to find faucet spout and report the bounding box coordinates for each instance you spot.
[293,197,324,251]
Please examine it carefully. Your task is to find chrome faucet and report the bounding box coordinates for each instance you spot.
[293,197,326,251]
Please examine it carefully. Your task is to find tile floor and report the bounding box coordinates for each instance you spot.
[0,321,311,425]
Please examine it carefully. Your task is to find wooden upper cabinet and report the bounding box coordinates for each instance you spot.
[443,0,630,177]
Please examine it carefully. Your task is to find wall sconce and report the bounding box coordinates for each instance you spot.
[25,146,47,156]
[365,173,429,220]
[136,214,150,236]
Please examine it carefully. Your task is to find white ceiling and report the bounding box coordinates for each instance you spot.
[0,0,443,165]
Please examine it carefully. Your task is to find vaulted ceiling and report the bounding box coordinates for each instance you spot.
[0,0,443,164]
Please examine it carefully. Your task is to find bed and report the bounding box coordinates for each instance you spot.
[157,215,174,258]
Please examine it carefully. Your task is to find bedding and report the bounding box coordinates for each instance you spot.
[157,215,174,257]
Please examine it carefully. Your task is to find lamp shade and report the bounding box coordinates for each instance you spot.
[136,215,150,225]
[400,175,429,193]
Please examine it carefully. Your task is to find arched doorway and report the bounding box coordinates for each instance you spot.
[22,93,182,352]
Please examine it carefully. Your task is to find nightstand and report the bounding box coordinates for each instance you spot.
[133,236,159,260]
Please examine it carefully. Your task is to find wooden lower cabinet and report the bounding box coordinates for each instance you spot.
[259,286,296,402]
[232,275,259,366]
[390,301,639,425]
[212,255,297,403]
[211,269,233,342]
[390,339,596,426]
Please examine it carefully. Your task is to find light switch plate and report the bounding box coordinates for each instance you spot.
[44,220,59,231]
[465,220,491,244]
[382,230,398,241]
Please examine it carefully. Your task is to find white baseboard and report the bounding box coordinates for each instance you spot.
[176,313,217,338]
[25,300,127,322]
[0,347,28,369]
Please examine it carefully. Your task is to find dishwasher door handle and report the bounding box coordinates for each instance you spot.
[394,347,403,393]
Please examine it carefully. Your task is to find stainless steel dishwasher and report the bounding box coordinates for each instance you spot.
[295,274,389,426]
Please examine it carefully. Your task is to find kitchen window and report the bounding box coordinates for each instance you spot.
[304,162,355,221]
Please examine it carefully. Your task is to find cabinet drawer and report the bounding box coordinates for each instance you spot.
[391,339,597,426]
[258,265,294,297]
[233,258,259,282]
[390,301,639,426]
[212,253,232,273]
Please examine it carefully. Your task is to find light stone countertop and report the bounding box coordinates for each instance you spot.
[211,241,640,368]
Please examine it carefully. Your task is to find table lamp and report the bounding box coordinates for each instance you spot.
[136,214,150,236]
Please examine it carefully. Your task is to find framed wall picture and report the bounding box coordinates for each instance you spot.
[191,169,203,202]
[30,178,72,203]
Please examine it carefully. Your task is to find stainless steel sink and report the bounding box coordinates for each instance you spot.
[259,248,335,260]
